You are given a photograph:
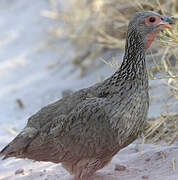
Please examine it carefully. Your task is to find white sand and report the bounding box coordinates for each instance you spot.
[0,0,177,179]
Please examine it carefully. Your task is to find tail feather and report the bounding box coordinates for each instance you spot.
[0,144,12,160]
[0,127,38,160]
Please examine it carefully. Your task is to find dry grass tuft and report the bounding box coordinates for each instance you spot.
[144,113,178,144]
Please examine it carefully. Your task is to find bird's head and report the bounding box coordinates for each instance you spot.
[127,11,174,50]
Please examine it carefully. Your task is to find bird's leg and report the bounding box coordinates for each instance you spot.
[74,156,113,180]
[74,170,93,180]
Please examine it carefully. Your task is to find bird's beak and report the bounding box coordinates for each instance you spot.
[158,16,175,29]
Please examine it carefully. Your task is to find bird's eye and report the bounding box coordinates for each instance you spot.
[149,17,156,23]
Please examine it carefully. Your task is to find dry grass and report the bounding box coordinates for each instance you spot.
[41,0,178,143]
[144,113,178,144]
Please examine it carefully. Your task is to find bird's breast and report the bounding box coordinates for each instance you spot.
[109,85,149,147]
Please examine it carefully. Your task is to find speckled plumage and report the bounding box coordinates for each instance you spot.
[0,11,174,180]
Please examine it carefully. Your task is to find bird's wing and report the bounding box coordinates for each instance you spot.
[0,88,89,160]
[24,97,116,163]
[26,89,90,129]
[0,83,115,161]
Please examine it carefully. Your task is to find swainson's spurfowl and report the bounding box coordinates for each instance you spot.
[0,11,174,180]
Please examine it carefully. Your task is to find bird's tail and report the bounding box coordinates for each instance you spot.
[0,127,38,160]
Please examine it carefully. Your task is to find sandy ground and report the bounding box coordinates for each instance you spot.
[0,0,177,180]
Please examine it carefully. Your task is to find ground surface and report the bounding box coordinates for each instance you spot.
[0,0,177,180]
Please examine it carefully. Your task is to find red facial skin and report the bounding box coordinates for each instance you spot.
[145,15,172,50]
[145,31,158,50]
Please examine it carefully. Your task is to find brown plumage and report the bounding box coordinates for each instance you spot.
[0,11,174,180]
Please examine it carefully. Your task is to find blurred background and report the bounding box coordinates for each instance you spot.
[0,0,178,168]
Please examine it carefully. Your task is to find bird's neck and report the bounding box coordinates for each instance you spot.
[118,32,148,83]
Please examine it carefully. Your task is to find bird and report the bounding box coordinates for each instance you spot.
[0,11,174,180]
